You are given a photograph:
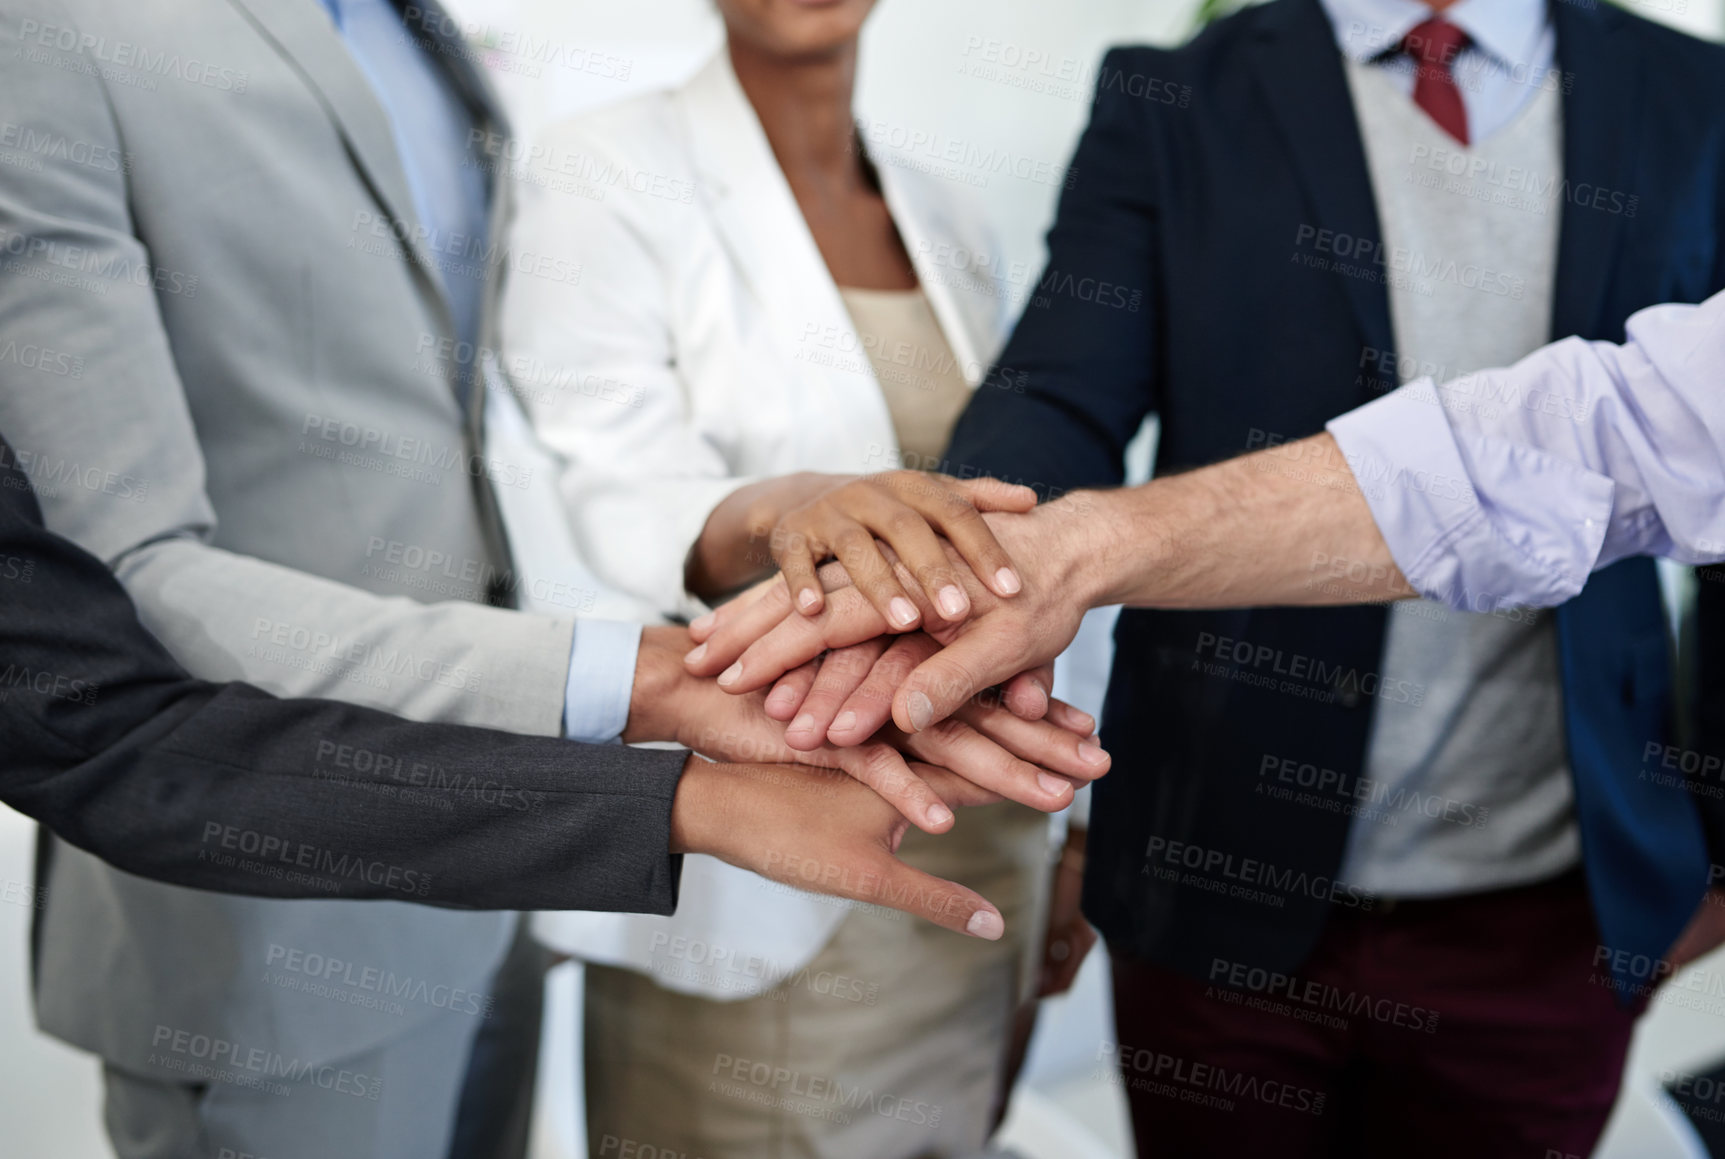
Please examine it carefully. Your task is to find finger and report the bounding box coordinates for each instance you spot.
[688,573,779,644]
[1002,667,1051,719]
[922,496,1024,601]
[830,522,922,632]
[724,586,890,694]
[686,576,794,675]
[786,637,888,750]
[765,660,820,722]
[1045,697,1096,736]
[828,634,939,746]
[893,627,1025,733]
[954,700,1110,782]
[854,849,1004,939]
[857,488,972,622]
[914,762,1005,809]
[950,475,1038,514]
[834,742,952,833]
[774,527,827,617]
[896,717,1075,812]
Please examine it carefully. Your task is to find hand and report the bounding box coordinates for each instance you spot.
[686,499,1102,733]
[764,632,1094,751]
[1666,889,1725,971]
[1039,828,1097,996]
[668,755,1006,938]
[629,625,1099,830]
[769,471,1035,626]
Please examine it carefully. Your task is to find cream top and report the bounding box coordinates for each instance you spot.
[837,286,974,466]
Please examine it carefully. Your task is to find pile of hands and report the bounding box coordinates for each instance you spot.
[629,469,1111,995]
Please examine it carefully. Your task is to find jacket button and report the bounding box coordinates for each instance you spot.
[1336,687,1362,709]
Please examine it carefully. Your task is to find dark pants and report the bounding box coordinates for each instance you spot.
[1108,871,1640,1159]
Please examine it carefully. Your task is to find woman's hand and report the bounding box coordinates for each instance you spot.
[770,471,1034,627]
[669,756,1007,939]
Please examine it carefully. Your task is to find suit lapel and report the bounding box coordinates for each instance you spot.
[1550,0,1640,340]
[677,50,897,441]
[224,0,448,309]
[1248,0,1396,386]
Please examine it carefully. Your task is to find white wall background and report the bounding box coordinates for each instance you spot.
[5,1,1725,1157]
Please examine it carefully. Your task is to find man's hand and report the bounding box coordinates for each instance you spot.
[1039,827,1097,996]
[685,499,1105,733]
[668,755,1006,939]
[1666,889,1725,971]
[628,625,1104,831]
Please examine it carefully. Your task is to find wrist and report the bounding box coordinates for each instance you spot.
[669,756,732,856]
[1072,485,1179,608]
[623,625,695,745]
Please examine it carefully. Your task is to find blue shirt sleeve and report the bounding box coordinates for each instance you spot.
[563,618,644,743]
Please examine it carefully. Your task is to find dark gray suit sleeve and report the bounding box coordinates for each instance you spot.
[0,436,686,913]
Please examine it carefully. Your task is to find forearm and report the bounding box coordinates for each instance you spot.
[6,682,688,911]
[1063,433,1412,612]
[686,472,834,598]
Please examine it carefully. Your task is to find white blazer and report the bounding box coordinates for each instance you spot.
[501,49,1106,996]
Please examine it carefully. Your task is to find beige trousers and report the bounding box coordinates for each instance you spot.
[583,802,1051,1159]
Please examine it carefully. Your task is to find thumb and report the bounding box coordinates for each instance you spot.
[950,476,1038,513]
[892,630,1020,734]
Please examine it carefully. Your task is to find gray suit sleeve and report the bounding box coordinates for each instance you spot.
[0,0,573,737]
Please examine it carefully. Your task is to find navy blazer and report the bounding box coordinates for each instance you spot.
[947,0,1725,993]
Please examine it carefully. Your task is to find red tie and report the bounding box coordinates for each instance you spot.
[1402,18,1470,146]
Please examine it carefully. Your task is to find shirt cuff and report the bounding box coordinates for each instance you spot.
[1327,381,1612,611]
[563,618,643,743]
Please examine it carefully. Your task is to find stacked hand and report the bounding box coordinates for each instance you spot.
[632,623,1103,939]
[685,496,1103,738]
[672,494,1110,981]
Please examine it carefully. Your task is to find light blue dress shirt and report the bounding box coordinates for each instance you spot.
[1329,288,1725,609]
[320,0,640,742]
[1320,0,1555,144]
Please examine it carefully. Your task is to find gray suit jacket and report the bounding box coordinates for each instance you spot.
[0,0,585,1071]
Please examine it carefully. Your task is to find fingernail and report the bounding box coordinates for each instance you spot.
[797,588,821,612]
[690,612,715,634]
[718,662,742,687]
[927,803,954,828]
[889,597,918,627]
[907,692,933,732]
[966,910,1004,940]
[1037,773,1070,798]
[766,686,796,712]
[937,585,968,619]
[833,710,858,734]
[685,643,708,666]
[995,567,1022,595]
[788,713,816,736]
[1079,741,1108,766]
